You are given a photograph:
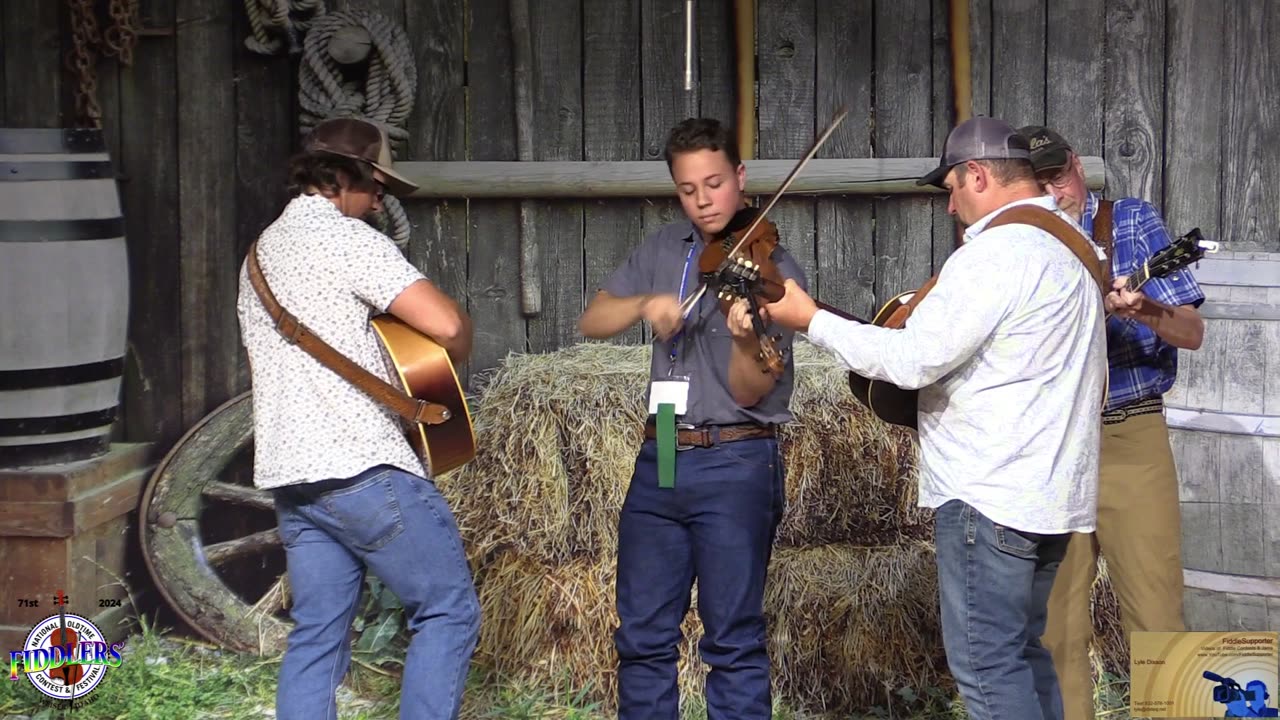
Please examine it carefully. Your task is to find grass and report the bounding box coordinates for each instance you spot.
[0,617,1133,720]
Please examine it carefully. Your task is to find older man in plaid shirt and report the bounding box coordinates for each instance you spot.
[1020,125,1207,720]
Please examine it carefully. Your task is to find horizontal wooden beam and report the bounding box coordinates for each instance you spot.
[1166,406,1280,438]
[1184,568,1280,598]
[400,157,1106,199]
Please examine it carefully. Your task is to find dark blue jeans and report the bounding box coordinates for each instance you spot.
[271,465,480,720]
[614,437,785,720]
[934,499,1071,720]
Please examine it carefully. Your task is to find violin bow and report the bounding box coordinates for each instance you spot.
[679,106,850,318]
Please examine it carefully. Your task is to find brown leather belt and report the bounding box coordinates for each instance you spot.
[643,421,776,448]
[1102,396,1163,425]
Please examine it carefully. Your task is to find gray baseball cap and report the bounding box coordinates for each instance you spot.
[917,116,1032,188]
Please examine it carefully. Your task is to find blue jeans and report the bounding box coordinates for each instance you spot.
[934,499,1070,720]
[271,465,480,720]
[614,437,785,720]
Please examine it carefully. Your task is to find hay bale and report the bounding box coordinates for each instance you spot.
[439,343,650,566]
[471,542,946,715]
[777,348,928,546]
[1090,557,1128,679]
[766,542,948,711]
[438,342,924,566]
[472,551,705,707]
[437,340,1128,712]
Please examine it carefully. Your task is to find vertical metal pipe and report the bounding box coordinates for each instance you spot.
[950,0,973,123]
[684,0,695,91]
[734,0,756,160]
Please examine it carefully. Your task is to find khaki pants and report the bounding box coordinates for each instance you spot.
[1043,410,1186,720]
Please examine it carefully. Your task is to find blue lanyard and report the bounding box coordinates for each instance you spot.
[668,244,697,366]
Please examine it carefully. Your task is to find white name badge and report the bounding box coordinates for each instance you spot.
[648,379,690,416]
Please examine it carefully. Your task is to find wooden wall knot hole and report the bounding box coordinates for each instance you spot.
[776,41,795,58]
[1119,141,1136,158]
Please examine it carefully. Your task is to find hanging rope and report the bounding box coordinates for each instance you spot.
[298,8,417,248]
[243,0,326,56]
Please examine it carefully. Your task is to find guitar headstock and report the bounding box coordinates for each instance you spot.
[1146,227,1219,281]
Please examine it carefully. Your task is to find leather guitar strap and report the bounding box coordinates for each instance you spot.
[984,205,1109,298]
[983,205,1111,409]
[245,242,450,425]
[1093,199,1115,288]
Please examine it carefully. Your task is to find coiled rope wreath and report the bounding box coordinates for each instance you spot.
[298,9,417,248]
[242,0,327,56]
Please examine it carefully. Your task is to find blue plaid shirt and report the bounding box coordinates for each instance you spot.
[1080,192,1205,411]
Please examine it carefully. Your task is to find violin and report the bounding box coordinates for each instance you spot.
[713,228,926,428]
[48,590,85,688]
[698,205,789,377]
[678,107,852,378]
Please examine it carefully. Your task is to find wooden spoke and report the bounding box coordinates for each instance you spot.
[203,527,281,566]
[203,481,275,510]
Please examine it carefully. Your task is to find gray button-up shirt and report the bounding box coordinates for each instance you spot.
[601,219,808,426]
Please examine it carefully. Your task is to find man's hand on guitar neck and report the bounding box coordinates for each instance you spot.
[1106,275,1204,350]
[762,278,819,333]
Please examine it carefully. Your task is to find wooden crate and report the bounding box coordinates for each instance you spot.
[0,443,154,649]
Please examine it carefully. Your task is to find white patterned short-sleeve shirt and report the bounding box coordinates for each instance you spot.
[236,193,427,489]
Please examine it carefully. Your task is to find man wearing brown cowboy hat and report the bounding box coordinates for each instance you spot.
[236,117,479,720]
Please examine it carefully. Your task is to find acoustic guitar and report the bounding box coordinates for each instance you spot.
[370,315,476,476]
[246,243,476,476]
[720,227,1218,430]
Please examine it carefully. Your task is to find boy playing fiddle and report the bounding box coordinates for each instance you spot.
[578,117,807,719]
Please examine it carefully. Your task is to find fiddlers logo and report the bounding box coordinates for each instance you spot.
[8,591,125,702]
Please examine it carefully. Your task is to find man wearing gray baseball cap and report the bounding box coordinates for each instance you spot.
[765,115,1107,720]
[916,115,1034,189]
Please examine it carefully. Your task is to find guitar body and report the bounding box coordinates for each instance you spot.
[369,315,476,476]
[845,290,922,430]
[841,226,1219,430]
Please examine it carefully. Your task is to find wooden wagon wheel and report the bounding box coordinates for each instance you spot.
[138,391,292,655]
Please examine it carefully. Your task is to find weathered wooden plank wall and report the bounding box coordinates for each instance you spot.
[2,0,1277,453]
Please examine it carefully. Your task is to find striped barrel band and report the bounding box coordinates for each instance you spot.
[0,128,105,154]
[0,357,125,391]
[0,436,110,466]
[0,408,118,437]
[0,160,114,181]
[0,217,126,242]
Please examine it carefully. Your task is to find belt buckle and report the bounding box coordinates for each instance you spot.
[675,423,697,451]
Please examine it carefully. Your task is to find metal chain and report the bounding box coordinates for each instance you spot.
[102,0,139,66]
[66,0,103,128]
[65,0,139,128]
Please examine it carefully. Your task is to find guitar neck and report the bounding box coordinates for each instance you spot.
[1126,262,1152,294]
[815,301,870,325]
